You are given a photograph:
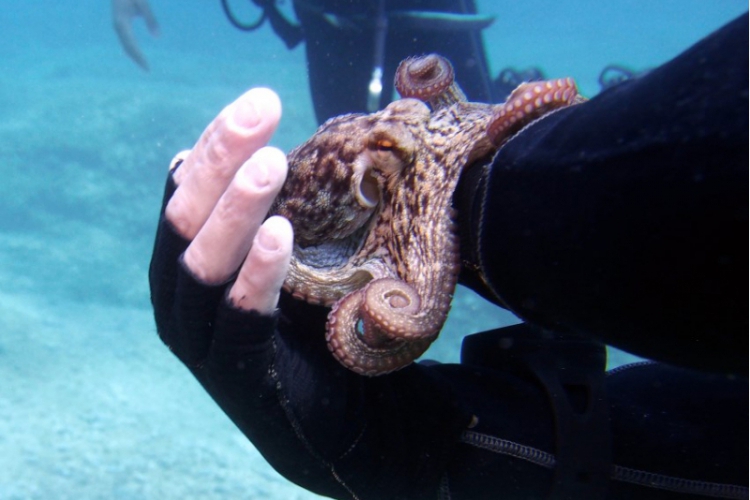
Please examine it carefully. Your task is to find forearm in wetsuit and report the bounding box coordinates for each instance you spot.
[457,13,748,375]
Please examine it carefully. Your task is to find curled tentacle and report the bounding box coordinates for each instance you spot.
[395,53,467,110]
[362,278,449,341]
[326,289,433,376]
[488,78,586,146]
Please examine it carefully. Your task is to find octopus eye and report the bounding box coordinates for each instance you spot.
[366,131,414,176]
[375,139,394,151]
[352,151,382,209]
[367,135,398,154]
[358,166,380,208]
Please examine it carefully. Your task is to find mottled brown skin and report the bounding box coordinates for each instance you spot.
[271,55,583,376]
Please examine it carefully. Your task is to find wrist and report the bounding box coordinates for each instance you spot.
[453,155,508,308]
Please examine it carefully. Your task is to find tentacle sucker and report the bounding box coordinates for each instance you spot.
[361,278,450,341]
[326,288,433,376]
[488,78,586,146]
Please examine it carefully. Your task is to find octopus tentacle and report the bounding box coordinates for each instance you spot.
[488,78,585,146]
[395,53,467,109]
[284,253,398,306]
[361,278,449,341]
[326,289,433,376]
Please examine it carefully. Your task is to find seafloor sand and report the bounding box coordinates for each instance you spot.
[0,1,744,498]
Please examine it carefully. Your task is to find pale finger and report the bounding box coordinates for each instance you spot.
[167,88,282,240]
[228,216,293,314]
[183,147,287,285]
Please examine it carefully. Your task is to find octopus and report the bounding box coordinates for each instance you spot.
[270,54,585,376]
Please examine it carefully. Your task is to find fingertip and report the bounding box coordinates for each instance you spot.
[252,146,288,181]
[261,215,294,251]
[255,216,293,257]
[247,88,282,119]
[230,88,282,132]
[228,215,293,313]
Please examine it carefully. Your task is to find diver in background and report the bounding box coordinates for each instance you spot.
[113,0,546,123]
[268,0,499,122]
[149,12,748,500]
[112,0,160,71]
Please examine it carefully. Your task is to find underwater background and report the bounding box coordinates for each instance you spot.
[0,1,746,498]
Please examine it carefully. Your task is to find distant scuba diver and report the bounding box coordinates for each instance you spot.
[219,0,653,122]
[112,0,644,122]
[222,0,509,122]
[112,0,160,71]
[597,64,650,89]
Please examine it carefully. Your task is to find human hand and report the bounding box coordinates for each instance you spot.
[112,0,160,71]
[148,89,465,499]
[165,88,291,315]
[149,87,296,367]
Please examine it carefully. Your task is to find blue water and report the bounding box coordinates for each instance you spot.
[0,1,745,498]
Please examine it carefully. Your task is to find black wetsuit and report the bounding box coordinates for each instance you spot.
[149,13,749,500]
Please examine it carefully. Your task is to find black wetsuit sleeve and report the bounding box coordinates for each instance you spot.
[457,13,748,374]
[148,174,470,500]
